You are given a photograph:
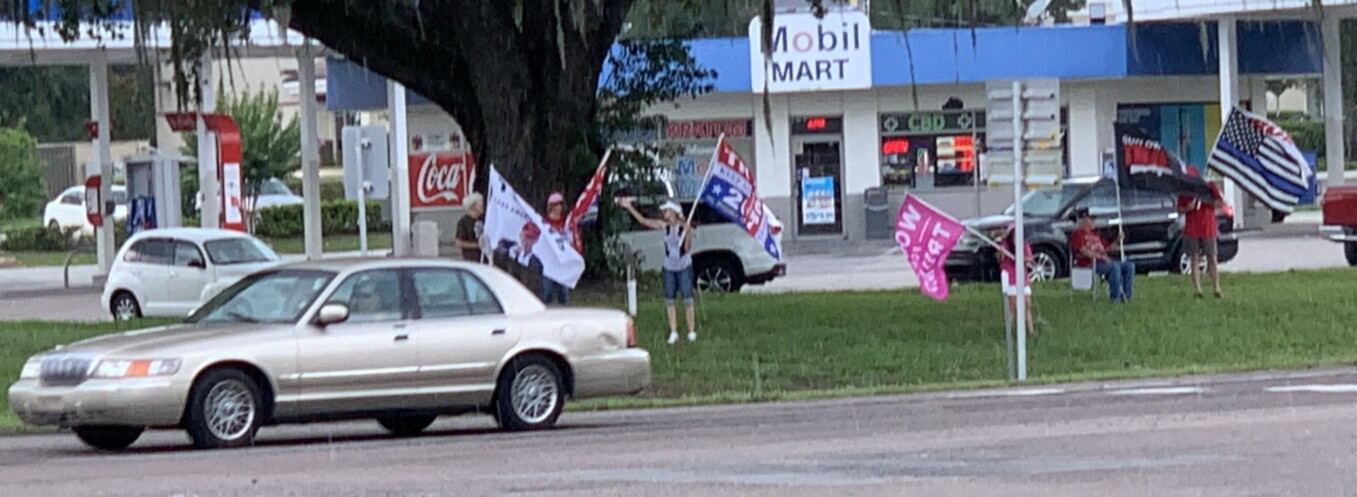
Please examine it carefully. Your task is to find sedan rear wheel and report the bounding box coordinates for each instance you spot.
[378,414,438,437]
[493,355,564,432]
[74,425,144,451]
[185,369,263,450]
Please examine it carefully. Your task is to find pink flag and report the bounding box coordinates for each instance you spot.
[895,195,965,301]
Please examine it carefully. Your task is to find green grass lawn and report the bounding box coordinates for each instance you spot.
[263,232,394,254]
[3,269,1357,428]
[0,251,96,267]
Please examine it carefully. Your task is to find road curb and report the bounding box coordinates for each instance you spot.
[0,286,101,300]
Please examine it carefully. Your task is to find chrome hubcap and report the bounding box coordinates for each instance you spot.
[205,379,255,441]
[510,365,558,425]
[697,267,732,292]
[1179,254,1207,274]
[1029,253,1057,282]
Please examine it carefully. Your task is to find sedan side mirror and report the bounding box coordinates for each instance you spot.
[317,304,350,326]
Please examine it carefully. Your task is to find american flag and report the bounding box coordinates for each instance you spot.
[698,136,780,260]
[1207,107,1311,213]
[566,149,611,253]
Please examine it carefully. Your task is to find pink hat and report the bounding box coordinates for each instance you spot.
[548,192,565,204]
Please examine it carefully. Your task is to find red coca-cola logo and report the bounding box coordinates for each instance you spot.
[409,152,476,210]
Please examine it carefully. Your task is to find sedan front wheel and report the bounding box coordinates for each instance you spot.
[185,368,264,450]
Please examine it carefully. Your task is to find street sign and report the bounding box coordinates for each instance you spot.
[341,126,391,200]
[983,79,1062,186]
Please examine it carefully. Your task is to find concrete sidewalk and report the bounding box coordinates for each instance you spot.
[0,250,375,298]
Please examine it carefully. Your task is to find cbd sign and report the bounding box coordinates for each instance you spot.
[409,152,477,210]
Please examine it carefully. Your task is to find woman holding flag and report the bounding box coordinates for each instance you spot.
[618,198,697,345]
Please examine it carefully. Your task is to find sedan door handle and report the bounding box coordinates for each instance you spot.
[492,328,507,336]
[394,334,410,342]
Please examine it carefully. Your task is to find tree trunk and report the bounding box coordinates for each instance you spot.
[274,0,631,204]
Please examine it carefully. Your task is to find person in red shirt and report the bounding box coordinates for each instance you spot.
[1177,178,1226,299]
[1069,208,1135,302]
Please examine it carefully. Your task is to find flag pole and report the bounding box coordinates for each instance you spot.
[687,133,726,224]
[1111,135,1127,264]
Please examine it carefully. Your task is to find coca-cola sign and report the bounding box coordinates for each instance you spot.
[409,152,476,210]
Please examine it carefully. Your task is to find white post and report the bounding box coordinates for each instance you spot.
[197,55,220,230]
[298,42,323,260]
[1010,80,1027,382]
[388,80,412,257]
[626,264,638,317]
[1323,14,1346,187]
[89,56,114,275]
[1218,17,1245,228]
[357,141,369,256]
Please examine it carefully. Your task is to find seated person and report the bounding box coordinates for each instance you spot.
[1069,208,1136,303]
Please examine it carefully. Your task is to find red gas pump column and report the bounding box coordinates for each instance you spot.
[164,112,245,232]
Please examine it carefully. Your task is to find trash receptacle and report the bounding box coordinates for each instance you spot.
[865,187,892,240]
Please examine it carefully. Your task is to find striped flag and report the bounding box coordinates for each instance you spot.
[566,149,611,253]
[1207,107,1311,213]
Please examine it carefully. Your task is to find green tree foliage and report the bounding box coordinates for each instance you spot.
[0,127,47,221]
[0,65,155,143]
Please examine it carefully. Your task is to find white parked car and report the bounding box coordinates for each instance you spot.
[617,199,785,292]
[194,178,304,213]
[102,228,282,320]
[43,185,128,236]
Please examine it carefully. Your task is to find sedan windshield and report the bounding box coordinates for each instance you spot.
[188,270,335,324]
[1003,184,1085,218]
[205,238,279,265]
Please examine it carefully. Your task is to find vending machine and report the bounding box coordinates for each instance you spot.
[123,151,189,237]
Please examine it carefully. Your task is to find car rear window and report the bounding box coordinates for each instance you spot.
[204,238,278,265]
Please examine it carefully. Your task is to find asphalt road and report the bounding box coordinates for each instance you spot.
[4,369,1357,496]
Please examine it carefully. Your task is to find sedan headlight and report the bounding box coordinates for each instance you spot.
[91,359,182,379]
[19,358,41,380]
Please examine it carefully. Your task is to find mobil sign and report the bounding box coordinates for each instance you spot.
[748,11,872,93]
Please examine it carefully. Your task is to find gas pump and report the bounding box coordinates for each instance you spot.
[123,151,189,237]
[163,112,245,232]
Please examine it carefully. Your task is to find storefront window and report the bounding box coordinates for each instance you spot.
[879,111,985,189]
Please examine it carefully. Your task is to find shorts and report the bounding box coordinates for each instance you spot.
[1001,270,1032,297]
[662,267,695,305]
[1184,237,1218,258]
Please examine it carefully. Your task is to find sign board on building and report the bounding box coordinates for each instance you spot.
[880,111,986,136]
[664,119,752,140]
[409,152,477,211]
[748,11,872,93]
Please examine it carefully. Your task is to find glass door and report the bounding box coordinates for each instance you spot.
[794,140,843,236]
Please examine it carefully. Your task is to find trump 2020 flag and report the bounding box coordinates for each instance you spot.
[566,150,611,253]
[698,136,780,260]
[895,195,964,301]
[485,166,586,288]
[1207,107,1311,214]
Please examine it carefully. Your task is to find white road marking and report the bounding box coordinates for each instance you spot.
[1107,387,1207,396]
[1264,384,1357,393]
[947,388,1067,399]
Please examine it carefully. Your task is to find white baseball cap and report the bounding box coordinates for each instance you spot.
[660,201,683,216]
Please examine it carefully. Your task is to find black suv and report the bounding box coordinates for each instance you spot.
[944,177,1239,282]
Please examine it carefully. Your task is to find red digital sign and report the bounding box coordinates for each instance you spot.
[881,138,910,155]
[805,117,827,131]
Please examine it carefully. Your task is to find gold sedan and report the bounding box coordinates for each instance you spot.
[9,259,651,451]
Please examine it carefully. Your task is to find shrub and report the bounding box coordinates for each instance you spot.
[254,199,387,238]
[283,177,348,201]
[0,128,47,221]
[1277,119,1325,157]
[2,227,73,252]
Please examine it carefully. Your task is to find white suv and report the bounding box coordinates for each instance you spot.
[615,190,786,293]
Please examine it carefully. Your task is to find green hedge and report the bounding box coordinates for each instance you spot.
[254,200,388,238]
[1,227,73,251]
[283,177,348,202]
[1278,119,1325,157]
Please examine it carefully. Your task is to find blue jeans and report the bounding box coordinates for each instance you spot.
[662,267,694,305]
[540,277,569,305]
[1095,260,1136,302]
